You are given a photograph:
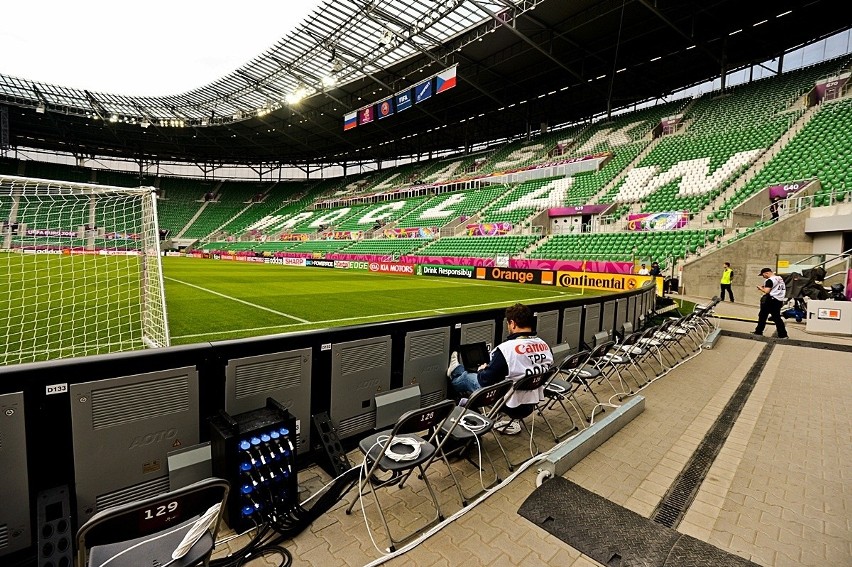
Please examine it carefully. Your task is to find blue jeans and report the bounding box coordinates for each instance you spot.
[450,365,481,396]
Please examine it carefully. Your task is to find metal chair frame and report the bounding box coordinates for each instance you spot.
[344,399,460,552]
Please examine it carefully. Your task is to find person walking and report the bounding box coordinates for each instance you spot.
[720,262,735,302]
[753,267,788,339]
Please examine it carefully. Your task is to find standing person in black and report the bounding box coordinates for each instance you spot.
[753,267,788,339]
[649,262,661,277]
[769,197,781,221]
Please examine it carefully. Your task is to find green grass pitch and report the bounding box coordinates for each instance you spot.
[163,257,605,344]
[0,254,607,363]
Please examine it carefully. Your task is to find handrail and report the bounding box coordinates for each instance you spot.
[796,247,852,271]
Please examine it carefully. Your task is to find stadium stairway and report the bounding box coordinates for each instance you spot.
[175,195,216,239]
[689,102,821,230]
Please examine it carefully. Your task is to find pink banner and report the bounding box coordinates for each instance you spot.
[766,179,813,200]
[626,211,689,231]
[318,230,362,240]
[465,222,512,236]
[382,227,439,239]
[510,258,635,274]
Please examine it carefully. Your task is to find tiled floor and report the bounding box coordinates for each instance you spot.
[213,297,852,566]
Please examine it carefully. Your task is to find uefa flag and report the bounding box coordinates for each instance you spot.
[358,106,374,125]
[414,79,433,104]
[343,111,357,131]
[377,98,394,119]
[436,66,457,93]
[395,90,412,112]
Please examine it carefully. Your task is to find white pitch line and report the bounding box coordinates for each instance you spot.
[171,295,579,340]
[165,276,311,323]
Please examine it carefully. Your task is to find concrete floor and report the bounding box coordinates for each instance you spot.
[212,294,852,566]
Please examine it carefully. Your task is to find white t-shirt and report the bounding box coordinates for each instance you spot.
[638,268,650,275]
[765,275,786,301]
[495,336,554,408]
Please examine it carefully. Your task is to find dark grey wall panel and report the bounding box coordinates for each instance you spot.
[329,335,392,440]
[70,367,200,524]
[582,303,601,348]
[403,327,450,407]
[0,391,29,557]
[535,309,559,346]
[561,307,582,353]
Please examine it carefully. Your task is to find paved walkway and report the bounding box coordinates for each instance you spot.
[213,294,852,566]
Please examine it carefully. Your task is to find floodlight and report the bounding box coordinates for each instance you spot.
[322,75,337,88]
[35,103,46,114]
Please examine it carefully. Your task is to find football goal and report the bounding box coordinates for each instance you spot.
[0,175,169,365]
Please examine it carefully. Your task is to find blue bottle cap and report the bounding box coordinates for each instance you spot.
[241,484,253,494]
[269,431,280,439]
[250,437,261,446]
[240,462,252,471]
[260,433,271,443]
[279,428,289,436]
[239,440,251,451]
[241,505,254,516]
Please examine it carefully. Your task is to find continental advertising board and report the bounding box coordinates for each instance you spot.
[554,271,662,295]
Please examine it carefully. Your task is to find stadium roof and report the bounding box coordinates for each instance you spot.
[0,0,848,167]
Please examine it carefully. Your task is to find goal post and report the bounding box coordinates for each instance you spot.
[0,175,170,365]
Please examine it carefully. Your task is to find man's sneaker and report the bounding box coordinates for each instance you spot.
[493,419,521,435]
[447,351,460,378]
[776,336,789,340]
[750,331,763,336]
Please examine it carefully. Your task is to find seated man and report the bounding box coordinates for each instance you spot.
[447,303,554,410]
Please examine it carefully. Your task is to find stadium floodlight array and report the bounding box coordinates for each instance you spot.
[0,175,169,365]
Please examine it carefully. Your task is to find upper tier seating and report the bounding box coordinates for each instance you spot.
[182,181,269,239]
[596,65,838,217]
[479,178,572,225]
[414,235,539,258]
[337,238,429,256]
[715,97,852,216]
[395,186,508,228]
[528,230,723,265]
[156,178,212,236]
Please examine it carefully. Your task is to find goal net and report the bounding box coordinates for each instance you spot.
[0,175,170,365]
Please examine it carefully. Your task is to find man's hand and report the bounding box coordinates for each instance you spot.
[477,363,488,371]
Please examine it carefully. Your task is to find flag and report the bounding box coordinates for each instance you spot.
[343,111,357,131]
[358,106,374,125]
[377,98,394,119]
[435,66,457,93]
[395,90,412,112]
[414,79,432,104]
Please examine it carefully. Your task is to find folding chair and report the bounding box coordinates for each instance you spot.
[439,379,514,503]
[649,319,687,365]
[583,340,632,400]
[345,399,458,552]
[613,330,656,387]
[635,324,670,375]
[490,369,554,471]
[667,313,703,351]
[76,477,230,567]
[539,351,592,441]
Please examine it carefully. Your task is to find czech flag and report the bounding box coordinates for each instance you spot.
[343,111,357,131]
[436,66,457,93]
